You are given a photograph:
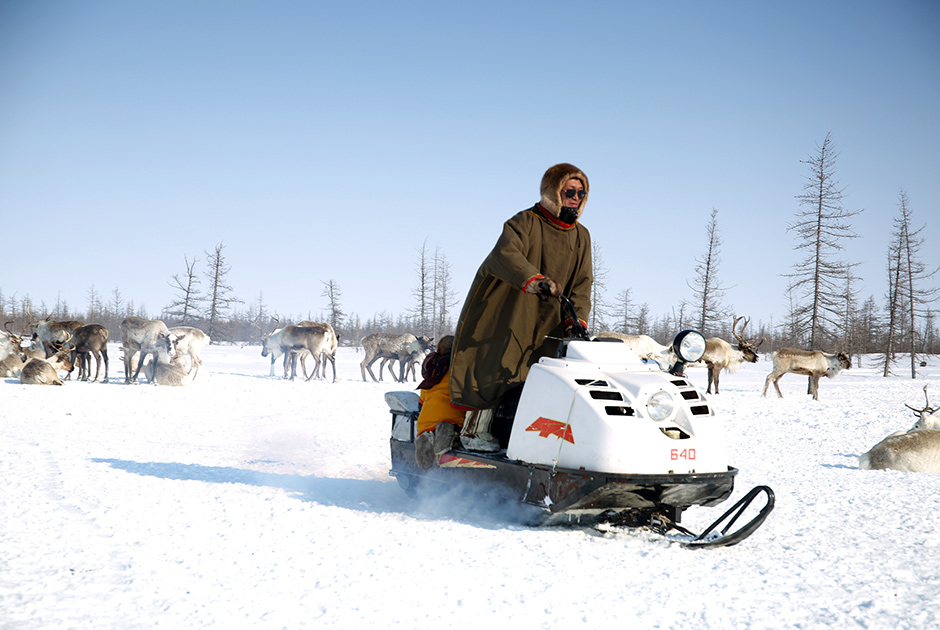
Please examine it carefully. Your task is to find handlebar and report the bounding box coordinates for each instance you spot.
[558,295,591,341]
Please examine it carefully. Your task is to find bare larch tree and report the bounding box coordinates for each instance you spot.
[611,288,634,334]
[882,190,938,378]
[166,254,203,325]
[203,243,241,343]
[787,132,861,349]
[688,208,730,336]
[410,239,432,336]
[589,241,610,334]
[320,279,346,336]
[432,248,458,338]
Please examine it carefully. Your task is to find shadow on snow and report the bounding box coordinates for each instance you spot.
[90,457,546,530]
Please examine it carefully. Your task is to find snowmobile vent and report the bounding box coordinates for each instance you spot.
[605,405,635,416]
[680,390,700,401]
[589,390,623,401]
[670,379,690,387]
[690,405,711,416]
[576,378,608,386]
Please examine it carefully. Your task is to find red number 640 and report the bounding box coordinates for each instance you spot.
[670,448,696,460]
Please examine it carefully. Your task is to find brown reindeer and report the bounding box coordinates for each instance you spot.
[360,333,433,382]
[62,324,110,382]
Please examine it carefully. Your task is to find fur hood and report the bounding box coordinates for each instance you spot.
[539,163,589,221]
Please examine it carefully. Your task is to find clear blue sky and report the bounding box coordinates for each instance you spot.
[2,0,938,334]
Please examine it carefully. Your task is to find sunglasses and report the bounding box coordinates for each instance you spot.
[564,189,586,200]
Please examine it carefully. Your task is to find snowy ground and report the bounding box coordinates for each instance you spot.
[2,344,939,629]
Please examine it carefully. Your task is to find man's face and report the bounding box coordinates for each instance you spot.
[561,178,585,209]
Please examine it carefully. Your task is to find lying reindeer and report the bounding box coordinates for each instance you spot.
[20,352,74,385]
[859,385,940,472]
[593,332,676,370]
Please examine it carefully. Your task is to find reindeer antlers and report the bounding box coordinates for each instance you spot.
[905,384,937,416]
[732,316,765,349]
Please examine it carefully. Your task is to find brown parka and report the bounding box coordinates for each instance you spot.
[449,163,593,410]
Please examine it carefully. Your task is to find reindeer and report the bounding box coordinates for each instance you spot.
[258,316,318,379]
[0,353,24,377]
[378,335,434,382]
[30,308,85,358]
[62,324,110,382]
[701,316,764,394]
[859,385,940,472]
[275,324,338,382]
[360,333,434,382]
[120,317,177,384]
[761,348,851,401]
[20,351,73,385]
[147,354,191,386]
[306,321,339,381]
[167,326,210,379]
[593,332,676,370]
[1,321,27,362]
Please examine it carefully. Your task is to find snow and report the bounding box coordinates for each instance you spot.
[2,345,939,629]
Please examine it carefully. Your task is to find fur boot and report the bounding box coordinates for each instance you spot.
[433,422,457,457]
[459,408,500,452]
[415,432,435,470]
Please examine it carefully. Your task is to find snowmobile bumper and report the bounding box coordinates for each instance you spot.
[389,438,736,515]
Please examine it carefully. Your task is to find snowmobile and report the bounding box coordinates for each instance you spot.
[387,296,774,548]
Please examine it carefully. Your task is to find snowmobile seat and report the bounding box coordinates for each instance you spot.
[386,391,419,443]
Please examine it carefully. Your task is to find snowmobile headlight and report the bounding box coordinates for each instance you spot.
[673,330,706,363]
[646,390,675,421]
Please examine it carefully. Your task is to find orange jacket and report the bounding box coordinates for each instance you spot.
[416,370,465,435]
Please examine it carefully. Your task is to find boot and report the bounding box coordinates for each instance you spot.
[415,432,434,470]
[459,408,500,452]
[432,422,457,457]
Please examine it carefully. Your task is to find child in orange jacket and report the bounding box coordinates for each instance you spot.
[414,335,465,469]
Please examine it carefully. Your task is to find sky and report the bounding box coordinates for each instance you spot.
[1,0,938,334]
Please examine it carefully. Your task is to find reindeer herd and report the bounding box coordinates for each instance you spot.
[3,311,938,473]
[0,312,208,387]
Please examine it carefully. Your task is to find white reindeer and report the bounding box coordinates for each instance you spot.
[167,326,210,379]
[593,332,676,370]
[859,386,940,472]
[701,316,764,394]
[761,348,851,401]
[148,354,191,386]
